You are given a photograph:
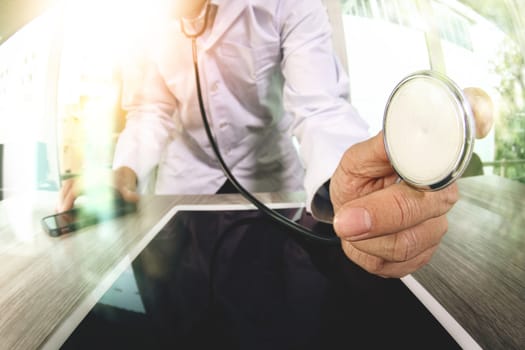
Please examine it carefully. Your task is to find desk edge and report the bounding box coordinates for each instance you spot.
[401,275,482,350]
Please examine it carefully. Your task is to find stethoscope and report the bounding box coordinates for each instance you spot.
[180,3,475,245]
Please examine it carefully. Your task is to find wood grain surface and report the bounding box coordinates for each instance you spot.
[412,175,525,349]
[0,191,304,350]
[0,177,523,349]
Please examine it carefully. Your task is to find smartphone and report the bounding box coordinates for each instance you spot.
[41,195,138,237]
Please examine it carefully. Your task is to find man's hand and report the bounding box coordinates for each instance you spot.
[57,166,140,212]
[330,132,458,278]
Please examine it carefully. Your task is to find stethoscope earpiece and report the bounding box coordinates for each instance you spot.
[383,70,476,191]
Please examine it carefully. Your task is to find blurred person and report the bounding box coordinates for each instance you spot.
[58,0,491,278]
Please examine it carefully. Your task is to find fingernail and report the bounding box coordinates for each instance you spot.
[334,208,371,240]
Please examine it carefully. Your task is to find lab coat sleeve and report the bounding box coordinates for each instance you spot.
[112,50,177,189]
[278,0,370,222]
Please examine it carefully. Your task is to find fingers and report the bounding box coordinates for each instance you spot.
[331,125,461,278]
[330,132,398,211]
[57,178,81,212]
[338,131,392,178]
[338,210,448,278]
[113,167,140,203]
[349,216,447,263]
[119,187,140,203]
[341,241,439,278]
[333,182,455,278]
[56,167,140,212]
[333,182,458,241]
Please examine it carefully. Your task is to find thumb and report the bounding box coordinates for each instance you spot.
[333,181,458,241]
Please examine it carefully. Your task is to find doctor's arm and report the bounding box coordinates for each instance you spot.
[278,0,369,220]
[279,0,493,277]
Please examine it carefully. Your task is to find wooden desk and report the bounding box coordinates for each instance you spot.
[405,175,525,349]
[0,176,523,349]
[0,191,304,350]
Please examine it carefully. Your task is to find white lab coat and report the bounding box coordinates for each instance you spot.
[113,0,369,217]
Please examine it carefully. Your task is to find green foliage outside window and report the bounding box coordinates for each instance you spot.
[459,0,525,182]
[492,38,525,182]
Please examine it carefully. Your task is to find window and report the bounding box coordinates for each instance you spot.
[335,0,524,183]
[339,0,430,134]
[377,0,402,25]
[343,0,372,18]
[433,2,473,50]
[0,9,60,200]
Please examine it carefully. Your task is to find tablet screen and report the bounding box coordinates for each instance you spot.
[62,207,458,349]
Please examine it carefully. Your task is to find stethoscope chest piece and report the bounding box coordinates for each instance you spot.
[383,70,475,191]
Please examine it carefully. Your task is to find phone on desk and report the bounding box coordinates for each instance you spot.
[41,190,138,237]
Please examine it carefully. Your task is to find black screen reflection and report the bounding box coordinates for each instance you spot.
[63,208,459,350]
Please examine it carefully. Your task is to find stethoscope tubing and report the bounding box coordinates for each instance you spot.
[183,3,340,245]
[190,38,340,245]
[181,5,474,245]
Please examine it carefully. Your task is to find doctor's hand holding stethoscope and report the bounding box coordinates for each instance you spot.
[329,86,494,277]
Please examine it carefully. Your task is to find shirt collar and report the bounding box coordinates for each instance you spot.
[202,0,246,49]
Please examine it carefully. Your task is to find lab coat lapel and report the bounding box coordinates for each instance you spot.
[205,0,247,50]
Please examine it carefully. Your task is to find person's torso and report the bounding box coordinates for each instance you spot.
[146,0,304,193]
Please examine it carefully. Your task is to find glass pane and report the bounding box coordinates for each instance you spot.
[0,0,165,201]
[56,1,127,182]
[442,1,525,183]
[340,0,430,134]
[0,9,60,200]
[55,0,167,186]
